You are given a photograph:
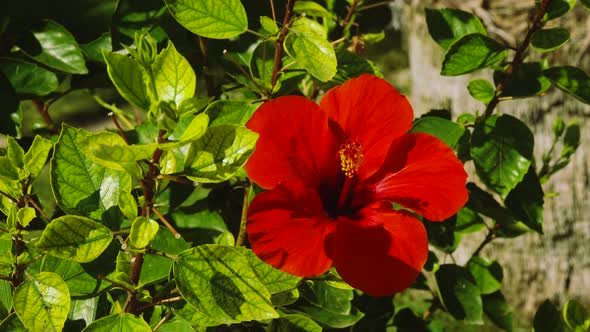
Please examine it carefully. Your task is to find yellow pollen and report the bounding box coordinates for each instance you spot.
[339,139,363,178]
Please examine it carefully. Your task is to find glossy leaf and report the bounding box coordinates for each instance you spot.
[164,0,248,39]
[441,33,507,76]
[544,66,590,105]
[468,79,495,103]
[24,20,88,74]
[505,167,544,233]
[0,59,58,96]
[269,314,322,332]
[284,26,337,82]
[483,291,513,332]
[534,300,565,332]
[37,215,113,263]
[173,244,278,324]
[152,41,196,106]
[410,116,465,148]
[51,124,131,227]
[495,62,551,98]
[103,50,151,110]
[235,247,301,294]
[206,100,260,126]
[185,125,258,183]
[435,264,483,324]
[540,0,575,20]
[471,114,534,198]
[13,272,70,332]
[531,28,570,53]
[82,313,152,332]
[24,135,53,177]
[425,8,486,49]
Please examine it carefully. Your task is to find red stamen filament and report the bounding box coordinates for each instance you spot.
[337,139,363,209]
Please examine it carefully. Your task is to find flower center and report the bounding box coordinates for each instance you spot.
[339,139,363,178]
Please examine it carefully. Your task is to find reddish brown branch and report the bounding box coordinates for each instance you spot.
[270,0,296,90]
[32,98,58,134]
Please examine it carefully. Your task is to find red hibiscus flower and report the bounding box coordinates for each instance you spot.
[245,75,468,296]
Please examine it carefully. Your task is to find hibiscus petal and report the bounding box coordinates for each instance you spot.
[247,180,336,277]
[245,96,339,189]
[355,132,468,221]
[326,207,428,296]
[319,74,413,180]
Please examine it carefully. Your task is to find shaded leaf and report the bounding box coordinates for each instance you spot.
[544,66,590,105]
[294,1,330,17]
[0,59,58,96]
[410,116,465,148]
[235,247,301,294]
[269,314,322,332]
[505,167,544,234]
[539,0,575,20]
[563,299,588,330]
[441,33,507,76]
[467,256,503,295]
[41,256,106,297]
[495,62,551,98]
[534,300,565,332]
[483,291,513,332]
[531,28,570,53]
[0,72,20,137]
[425,8,486,49]
[435,264,483,324]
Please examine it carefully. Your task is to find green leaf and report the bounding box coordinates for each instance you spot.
[185,125,258,183]
[534,300,565,332]
[563,299,588,330]
[562,121,581,158]
[467,256,503,295]
[37,215,113,263]
[410,116,465,148]
[164,0,248,39]
[494,62,551,98]
[152,41,196,106]
[69,298,99,329]
[298,281,363,328]
[531,28,570,53]
[102,50,151,110]
[6,137,24,169]
[294,1,330,17]
[24,20,88,74]
[505,167,544,233]
[151,227,191,255]
[284,27,337,82]
[582,0,590,9]
[176,303,222,327]
[82,313,152,332]
[139,254,173,286]
[466,183,517,226]
[0,59,58,96]
[0,72,20,137]
[0,280,12,319]
[467,79,495,103]
[206,101,259,127]
[269,314,322,332]
[544,66,590,105]
[455,207,485,233]
[129,217,159,250]
[435,264,483,324]
[425,8,486,49]
[235,247,301,294]
[0,313,26,331]
[441,33,507,76]
[80,33,112,63]
[250,41,277,91]
[178,112,210,142]
[0,233,13,275]
[291,17,327,38]
[260,16,279,35]
[482,291,513,332]
[13,272,70,332]
[51,124,131,227]
[24,135,53,177]
[173,244,278,324]
[329,49,380,86]
[471,114,534,198]
[156,316,195,332]
[16,207,35,228]
[41,256,106,297]
[540,0,575,20]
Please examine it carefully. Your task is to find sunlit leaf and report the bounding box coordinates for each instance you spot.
[103,50,151,110]
[441,33,507,76]
[82,313,152,332]
[0,59,58,96]
[152,41,196,106]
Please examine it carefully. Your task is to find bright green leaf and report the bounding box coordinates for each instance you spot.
[425,8,486,49]
[467,256,503,295]
[176,303,222,327]
[102,50,151,110]
[250,41,277,91]
[156,316,195,332]
[152,41,196,106]
[284,26,337,82]
[471,114,534,198]
[0,59,58,96]
[24,20,88,74]
[118,190,138,220]
[531,28,570,53]
[468,79,495,103]
[139,254,173,286]
[82,313,152,332]
[69,298,99,329]
[24,135,53,177]
[129,217,159,249]
[260,16,279,35]
[435,264,483,324]
[178,112,210,141]
[294,1,330,17]
[235,247,301,294]
[16,207,35,228]
[13,272,70,332]
[173,244,278,324]
[206,101,259,126]
[410,116,465,148]
[185,125,258,183]
[164,0,248,39]
[298,281,363,328]
[0,280,12,320]
[563,299,588,330]
[505,167,544,233]
[455,207,485,233]
[6,136,24,169]
[269,314,322,332]
[81,33,112,63]
[51,124,131,227]
[441,33,507,76]
[483,291,513,332]
[495,62,551,98]
[534,300,565,332]
[37,215,113,263]
[544,66,590,105]
[41,256,106,297]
